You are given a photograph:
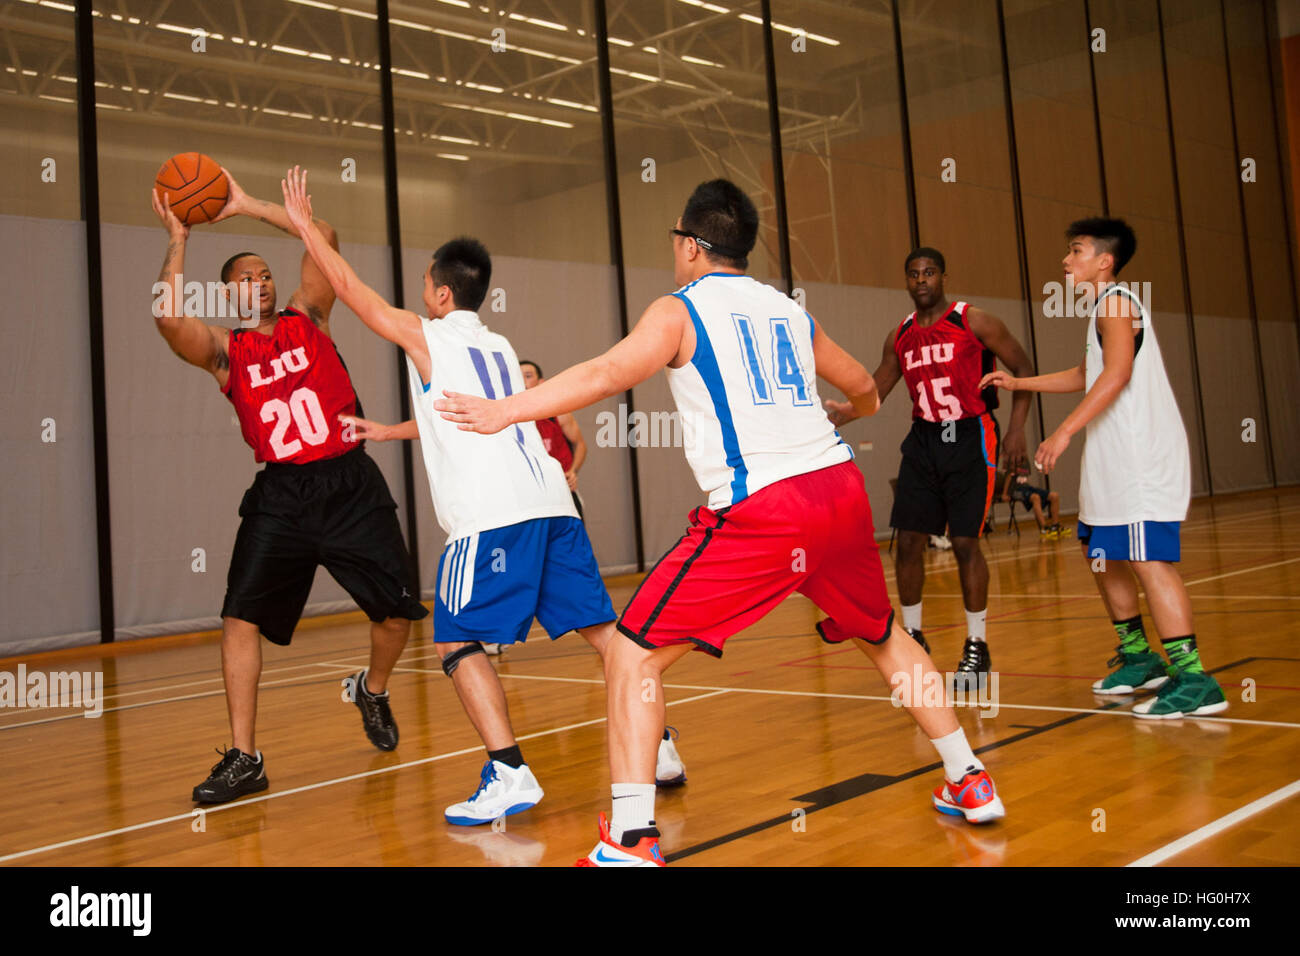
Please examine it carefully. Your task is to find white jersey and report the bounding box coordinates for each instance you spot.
[1078,285,1190,525]
[666,273,852,510]
[407,310,576,542]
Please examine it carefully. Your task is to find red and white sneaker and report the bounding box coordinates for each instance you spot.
[575,813,666,867]
[932,769,1005,824]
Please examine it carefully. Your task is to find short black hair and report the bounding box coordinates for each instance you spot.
[519,359,543,378]
[430,236,492,311]
[221,251,261,284]
[1066,217,1137,274]
[904,247,946,274]
[680,179,759,270]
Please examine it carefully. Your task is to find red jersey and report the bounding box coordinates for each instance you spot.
[222,307,361,464]
[536,416,574,471]
[894,300,998,423]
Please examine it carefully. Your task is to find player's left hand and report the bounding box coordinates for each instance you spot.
[564,468,578,491]
[436,390,510,435]
[209,167,249,223]
[1034,430,1070,474]
[1002,428,1028,472]
[280,166,314,235]
[824,398,855,427]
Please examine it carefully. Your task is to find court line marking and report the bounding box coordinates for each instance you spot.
[1178,503,1300,530]
[0,659,365,715]
[0,689,729,864]
[1183,557,1300,587]
[1126,778,1300,867]
[0,665,362,731]
[333,653,1300,726]
[473,672,1300,729]
[919,593,1300,600]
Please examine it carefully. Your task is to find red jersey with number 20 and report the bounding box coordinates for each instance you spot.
[894,300,998,423]
[222,307,360,464]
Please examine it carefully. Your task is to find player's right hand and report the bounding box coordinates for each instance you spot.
[150,188,189,240]
[339,414,388,442]
[979,370,1017,391]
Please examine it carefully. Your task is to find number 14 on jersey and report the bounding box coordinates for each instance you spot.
[731,313,813,407]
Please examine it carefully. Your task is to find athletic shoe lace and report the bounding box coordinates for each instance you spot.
[469,761,498,801]
[359,688,395,729]
[210,747,248,782]
[957,640,985,671]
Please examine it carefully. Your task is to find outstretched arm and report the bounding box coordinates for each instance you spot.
[438,294,687,434]
[980,365,1085,395]
[150,188,230,386]
[811,316,880,419]
[281,167,430,382]
[339,415,420,442]
[825,327,899,426]
[211,167,340,329]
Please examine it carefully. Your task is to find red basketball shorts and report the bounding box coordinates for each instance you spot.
[617,460,895,657]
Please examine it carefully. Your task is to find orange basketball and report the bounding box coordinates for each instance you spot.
[154,152,229,225]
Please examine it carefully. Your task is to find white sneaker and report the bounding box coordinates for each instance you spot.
[445,760,544,826]
[482,643,503,656]
[929,534,952,551]
[655,728,686,787]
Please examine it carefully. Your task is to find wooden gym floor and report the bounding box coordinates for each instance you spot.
[2,487,1298,867]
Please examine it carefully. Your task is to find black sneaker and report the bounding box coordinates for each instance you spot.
[350,670,398,751]
[904,627,930,653]
[953,639,992,690]
[192,747,268,804]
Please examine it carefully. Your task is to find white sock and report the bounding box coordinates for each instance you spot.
[610,783,656,843]
[902,602,922,632]
[966,608,987,643]
[930,727,983,782]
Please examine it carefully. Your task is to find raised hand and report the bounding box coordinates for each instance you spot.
[435,390,511,435]
[209,167,249,224]
[280,165,314,236]
[150,188,189,240]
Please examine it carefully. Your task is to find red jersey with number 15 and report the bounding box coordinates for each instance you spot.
[894,300,998,423]
[221,307,360,464]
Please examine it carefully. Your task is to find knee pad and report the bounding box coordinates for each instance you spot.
[441,641,486,677]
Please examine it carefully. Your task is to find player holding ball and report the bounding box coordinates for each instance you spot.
[150,156,427,805]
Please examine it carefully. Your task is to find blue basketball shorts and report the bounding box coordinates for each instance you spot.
[433,516,615,644]
[1076,520,1181,563]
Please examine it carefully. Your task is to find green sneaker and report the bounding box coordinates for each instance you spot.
[1132,670,1229,719]
[1092,648,1168,695]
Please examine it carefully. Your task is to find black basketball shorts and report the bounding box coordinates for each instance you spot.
[890,412,999,539]
[222,447,428,644]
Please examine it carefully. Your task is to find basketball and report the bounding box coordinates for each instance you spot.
[153,152,228,225]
